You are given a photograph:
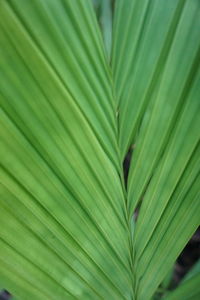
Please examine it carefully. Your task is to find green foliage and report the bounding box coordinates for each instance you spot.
[0,0,199,299]
[164,260,200,300]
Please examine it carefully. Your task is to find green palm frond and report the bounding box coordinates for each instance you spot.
[0,0,199,299]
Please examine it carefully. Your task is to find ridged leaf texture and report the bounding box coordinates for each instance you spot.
[0,0,199,299]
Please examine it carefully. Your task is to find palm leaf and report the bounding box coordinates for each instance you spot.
[0,1,132,299]
[0,0,199,299]
[112,0,200,299]
[93,0,112,60]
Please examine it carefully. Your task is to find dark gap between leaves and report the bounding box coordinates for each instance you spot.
[0,290,11,300]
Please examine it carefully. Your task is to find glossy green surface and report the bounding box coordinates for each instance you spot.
[0,0,199,299]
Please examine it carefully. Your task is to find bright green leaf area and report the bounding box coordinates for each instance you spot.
[0,0,199,300]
